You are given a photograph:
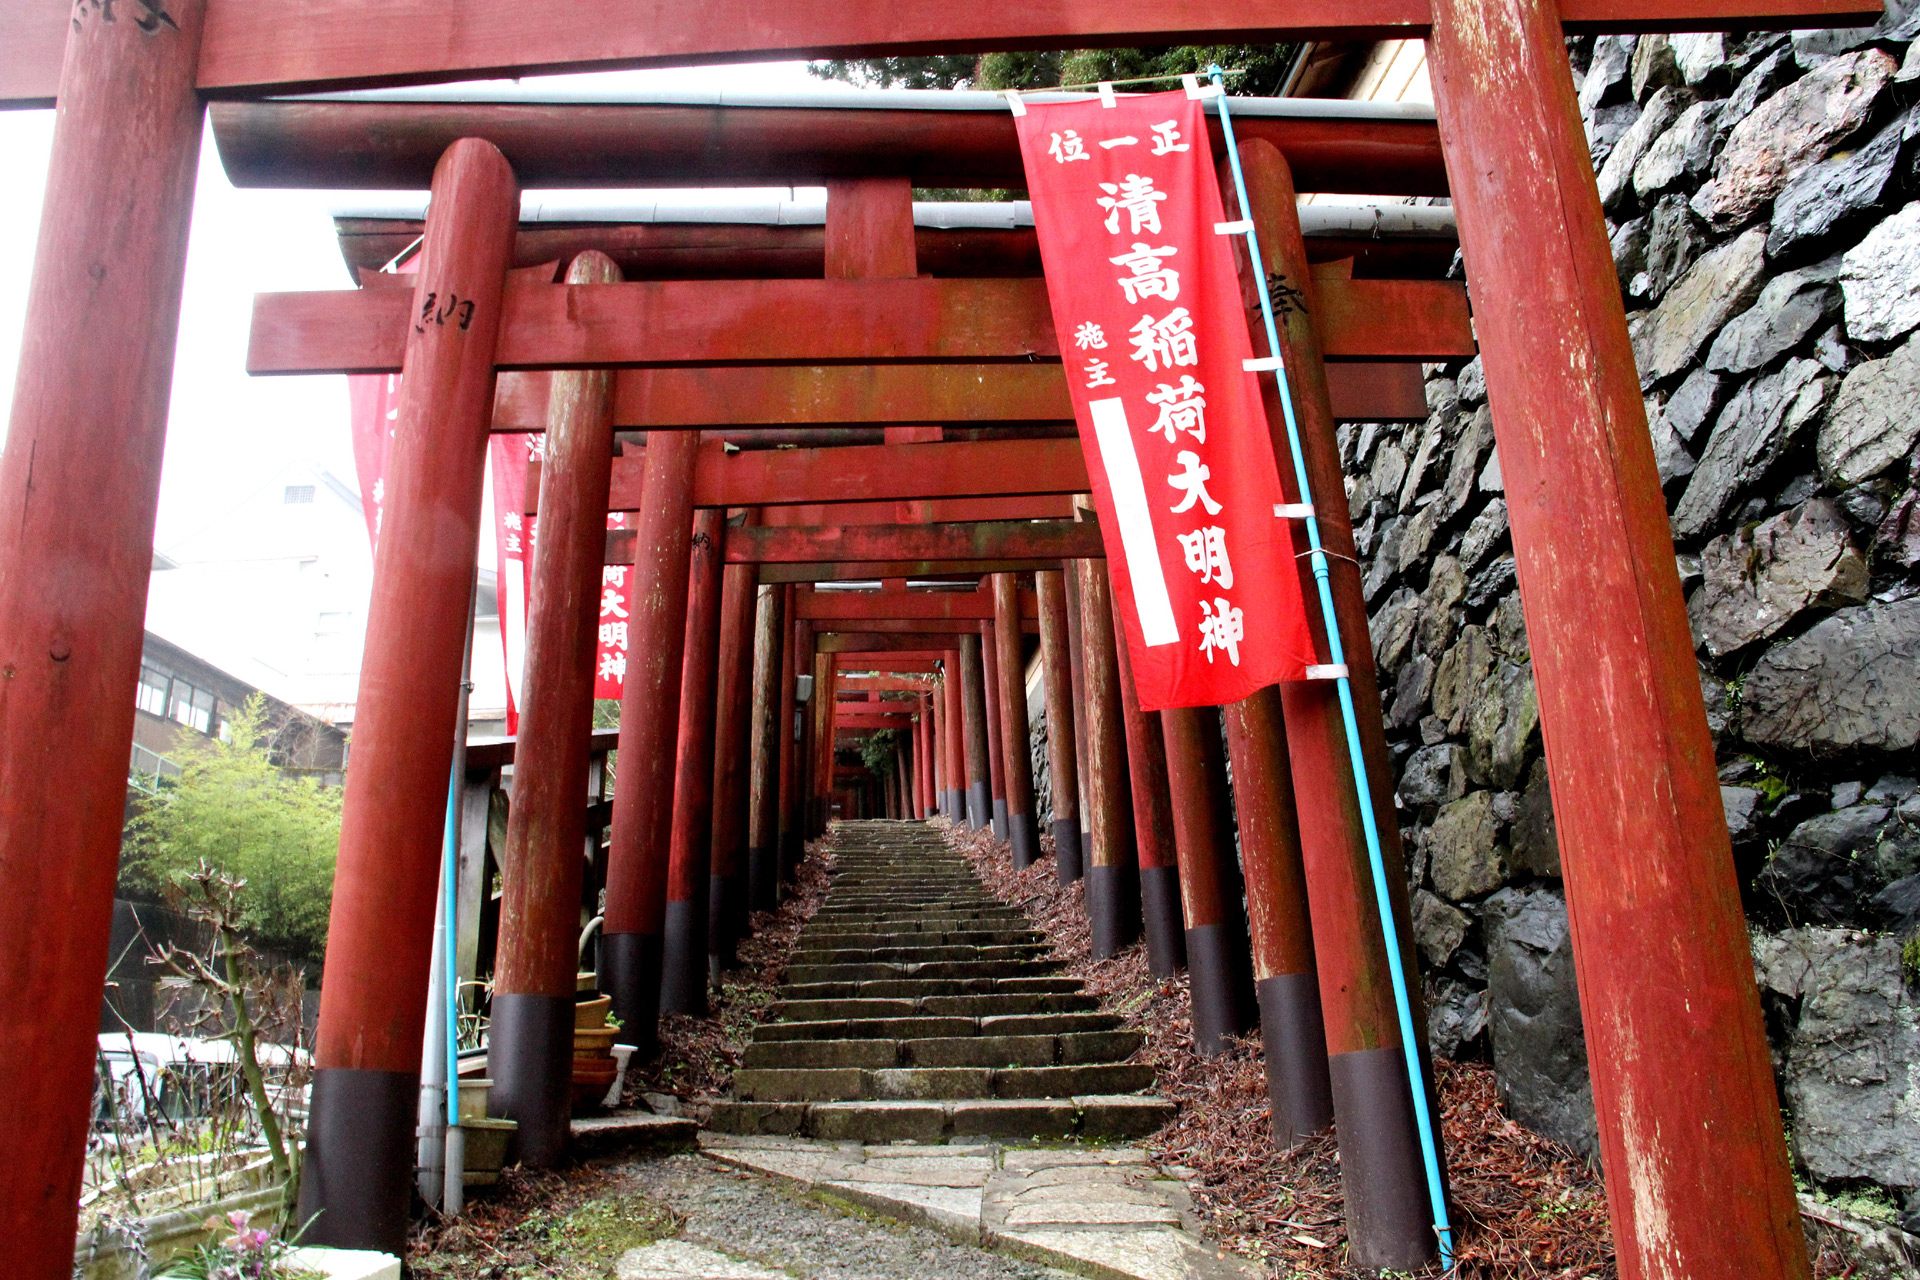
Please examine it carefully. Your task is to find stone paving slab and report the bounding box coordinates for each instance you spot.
[614,1238,791,1279]
[700,1135,1259,1280]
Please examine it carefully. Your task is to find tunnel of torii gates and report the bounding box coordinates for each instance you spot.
[0,0,1884,1276]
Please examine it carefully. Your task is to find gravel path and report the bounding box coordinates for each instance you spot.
[611,1151,1068,1280]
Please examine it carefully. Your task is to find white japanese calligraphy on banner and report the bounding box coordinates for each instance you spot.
[1014,89,1317,709]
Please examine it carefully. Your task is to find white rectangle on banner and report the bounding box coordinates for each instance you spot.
[1089,396,1179,647]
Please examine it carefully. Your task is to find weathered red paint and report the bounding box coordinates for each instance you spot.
[794,586,1037,622]
[979,618,1009,838]
[708,537,760,969]
[0,0,208,1267]
[249,274,1471,376]
[1074,559,1140,958]
[1159,706,1256,1053]
[747,581,785,911]
[1428,4,1811,1274]
[721,520,1102,566]
[1036,570,1082,878]
[993,574,1041,866]
[661,507,727,1014]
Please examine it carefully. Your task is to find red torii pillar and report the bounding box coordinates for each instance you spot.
[0,3,209,1268]
[1109,579,1185,977]
[1075,559,1140,959]
[489,250,620,1167]
[747,582,785,912]
[978,617,1009,839]
[709,535,759,973]
[1036,570,1082,881]
[661,506,726,1014]
[1160,706,1256,1054]
[1061,558,1095,859]
[300,140,519,1252]
[778,608,809,882]
[602,431,701,1048]
[1429,5,1810,1275]
[943,649,966,820]
[1237,139,1439,1271]
[958,633,992,830]
[993,572,1042,866]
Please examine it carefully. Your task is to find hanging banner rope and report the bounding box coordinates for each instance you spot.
[1012,88,1316,711]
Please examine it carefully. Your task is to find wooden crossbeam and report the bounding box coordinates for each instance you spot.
[729,520,1101,566]
[246,275,1472,375]
[817,635,963,654]
[760,560,1061,584]
[212,97,1450,195]
[0,0,1878,108]
[832,657,946,673]
[806,617,1039,635]
[795,589,1039,623]
[492,360,1431,430]
[529,438,1089,515]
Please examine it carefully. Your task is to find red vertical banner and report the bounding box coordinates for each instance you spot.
[1014,90,1316,710]
[595,510,631,700]
[489,434,536,734]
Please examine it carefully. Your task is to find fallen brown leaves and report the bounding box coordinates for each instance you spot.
[947,819,1617,1279]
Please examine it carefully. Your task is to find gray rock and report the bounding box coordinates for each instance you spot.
[1834,780,1866,809]
[1432,626,1493,735]
[1580,35,1636,112]
[1768,109,1910,259]
[1413,890,1472,968]
[1457,355,1486,405]
[1459,499,1509,570]
[1613,215,1651,298]
[1670,32,1729,87]
[1676,552,1704,589]
[1467,555,1518,612]
[1388,652,1436,731]
[1819,335,1920,485]
[1686,498,1869,655]
[1841,201,1920,344]
[1631,228,1770,387]
[1437,405,1495,523]
[1866,775,1919,804]
[1643,397,1698,484]
[1401,743,1468,810]
[1634,100,1719,200]
[1790,0,1920,64]
[1672,357,1831,540]
[1428,791,1508,900]
[1876,490,1920,569]
[1370,439,1409,508]
[1396,502,1441,573]
[1704,259,1841,375]
[1484,886,1597,1158]
[1364,515,1405,602]
[1813,323,1855,373]
[1398,421,1445,511]
[1370,586,1420,676]
[1757,805,1920,923]
[1418,555,1468,658]
[1467,659,1539,791]
[1716,48,1798,146]
[1418,715,1448,746]
[1693,49,1897,231]
[1751,929,1920,1187]
[1839,480,1894,530]
[1510,758,1560,877]
[1425,975,1490,1061]
[1478,447,1502,493]
[1630,33,1683,101]
[1874,873,1920,932]
[1637,194,1708,302]
[1743,598,1920,751]
[1599,86,1690,212]
[1587,101,1644,171]
[1424,378,1458,422]
[1663,367,1727,443]
[1492,590,1530,658]
[1701,668,1736,742]
[1722,785,1765,842]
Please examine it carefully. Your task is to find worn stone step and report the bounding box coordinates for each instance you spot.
[707,1095,1173,1143]
[750,1015,979,1042]
[783,958,1063,985]
[775,976,1086,1002]
[732,1062,1155,1102]
[796,929,1044,948]
[769,991,1101,1023]
[789,944,1052,966]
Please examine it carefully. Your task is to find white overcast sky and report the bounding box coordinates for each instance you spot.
[0,60,830,555]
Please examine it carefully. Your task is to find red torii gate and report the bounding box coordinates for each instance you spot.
[0,2,1882,1278]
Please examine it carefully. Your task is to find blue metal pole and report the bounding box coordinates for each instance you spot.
[1207,65,1454,1269]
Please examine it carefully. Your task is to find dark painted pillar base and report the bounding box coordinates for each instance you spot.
[487,992,575,1167]
[1184,921,1257,1055]
[297,1067,416,1254]
[659,897,709,1016]
[991,798,1009,841]
[1138,865,1187,978]
[1329,1046,1440,1273]
[779,830,802,888]
[1086,863,1140,959]
[708,871,746,971]
[967,783,991,832]
[1008,811,1039,868]
[1255,972,1336,1148]
[748,842,777,914]
[1052,820,1083,884]
[600,930,661,1052]
[946,789,964,821]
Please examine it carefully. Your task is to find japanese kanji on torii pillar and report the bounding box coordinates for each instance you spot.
[0,2,1884,1280]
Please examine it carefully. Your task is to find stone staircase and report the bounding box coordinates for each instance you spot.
[708,821,1173,1144]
